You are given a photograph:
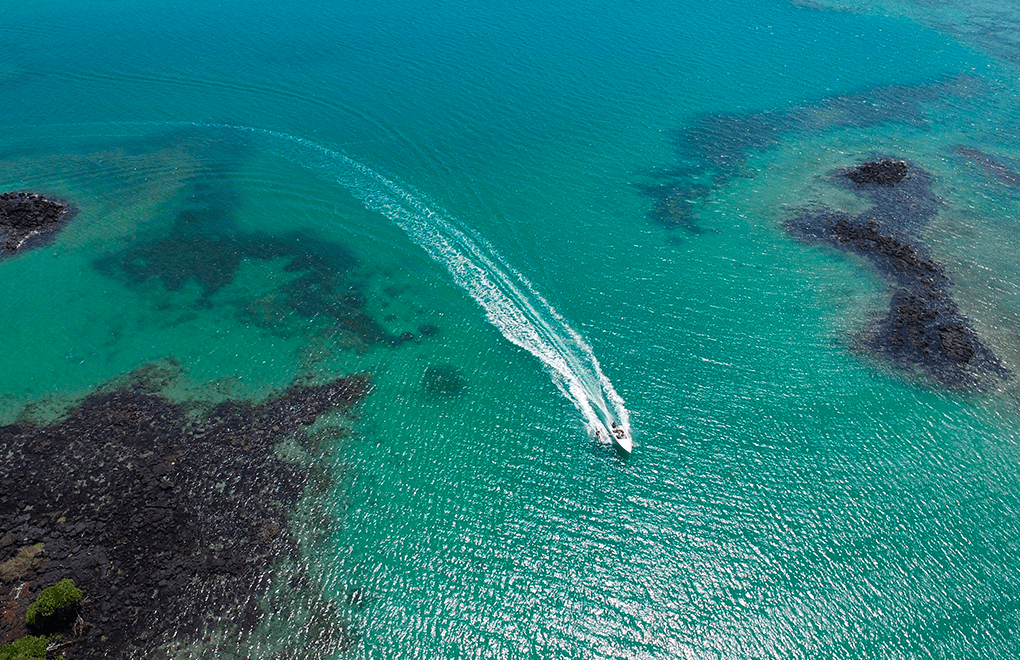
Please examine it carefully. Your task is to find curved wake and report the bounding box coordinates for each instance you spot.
[52,120,632,450]
[239,126,632,451]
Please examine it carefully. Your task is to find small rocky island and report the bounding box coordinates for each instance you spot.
[1,369,371,658]
[786,158,1009,388]
[0,192,75,258]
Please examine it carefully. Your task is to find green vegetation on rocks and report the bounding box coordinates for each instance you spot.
[0,634,63,660]
[25,579,82,628]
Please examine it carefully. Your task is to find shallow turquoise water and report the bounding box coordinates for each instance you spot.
[4,0,1020,658]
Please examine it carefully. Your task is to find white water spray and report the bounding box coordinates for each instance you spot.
[77,120,631,451]
[237,126,632,451]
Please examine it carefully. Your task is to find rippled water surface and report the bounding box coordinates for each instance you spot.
[4,0,1020,658]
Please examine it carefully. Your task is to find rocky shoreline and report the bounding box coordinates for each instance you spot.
[786,159,1009,388]
[1,369,371,658]
[0,192,75,258]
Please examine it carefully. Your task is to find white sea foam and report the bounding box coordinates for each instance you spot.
[73,120,631,450]
[230,126,632,450]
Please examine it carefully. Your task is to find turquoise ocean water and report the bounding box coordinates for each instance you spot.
[5,0,1020,657]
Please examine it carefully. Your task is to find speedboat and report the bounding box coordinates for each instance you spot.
[590,406,633,454]
[610,422,632,454]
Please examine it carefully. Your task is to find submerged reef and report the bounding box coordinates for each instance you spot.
[92,180,409,349]
[843,159,908,186]
[640,75,980,234]
[0,370,370,659]
[0,192,75,258]
[422,364,467,396]
[954,145,1020,188]
[786,158,1009,388]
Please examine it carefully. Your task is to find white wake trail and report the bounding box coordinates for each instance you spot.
[221,124,632,451]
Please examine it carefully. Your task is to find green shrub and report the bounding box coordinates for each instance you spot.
[25,579,82,627]
[0,634,49,659]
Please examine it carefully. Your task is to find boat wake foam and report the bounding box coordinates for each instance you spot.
[247,127,633,451]
[98,121,632,451]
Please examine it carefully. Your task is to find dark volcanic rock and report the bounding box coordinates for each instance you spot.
[844,159,908,186]
[786,158,1008,389]
[0,372,371,659]
[0,191,75,257]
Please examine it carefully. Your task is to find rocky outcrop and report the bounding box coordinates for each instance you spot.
[0,192,75,258]
[786,159,1008,388]
[0,372,371,658]
[843,158,908,186]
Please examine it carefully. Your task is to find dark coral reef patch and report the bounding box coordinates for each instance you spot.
[843,158,908,186]
[92,181,402,348]
[0,191,75,258]
[953,146,1020,188]
[786,158,1008,388]
[641,75,979,235]
[0,371,370,659]
[423,365,467,397]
